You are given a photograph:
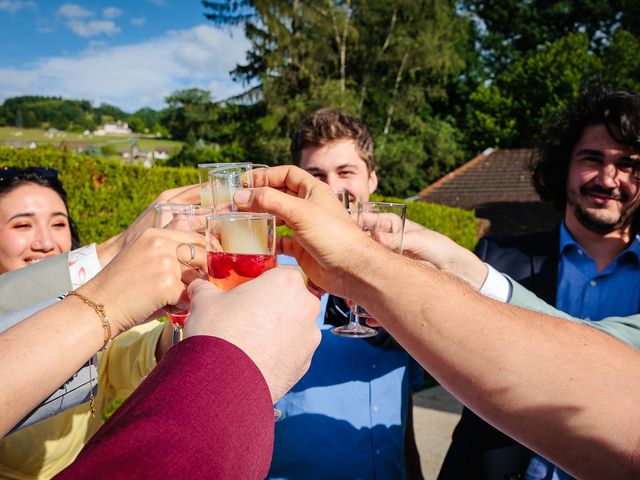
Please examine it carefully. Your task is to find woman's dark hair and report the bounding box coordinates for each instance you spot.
[0,167,81,249]
[530,87,640,210]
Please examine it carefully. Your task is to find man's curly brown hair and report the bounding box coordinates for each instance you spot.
[531,87,640,211]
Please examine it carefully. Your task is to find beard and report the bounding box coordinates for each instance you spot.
[567,183,636,234]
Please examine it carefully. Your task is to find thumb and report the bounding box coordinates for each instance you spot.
[233,187,308,227]
[187,278,221,303]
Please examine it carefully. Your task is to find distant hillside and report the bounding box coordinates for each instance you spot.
[0,96,166,136]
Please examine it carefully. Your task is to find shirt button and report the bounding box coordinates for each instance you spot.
[376,450,381,455]
[372,405,379,412]
[372,364,377,369]
[590,280,597,287]
[578,249,583,255]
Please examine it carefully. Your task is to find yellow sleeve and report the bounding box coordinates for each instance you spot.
[96,320,167,411]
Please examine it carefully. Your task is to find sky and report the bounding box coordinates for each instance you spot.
[0,0,252,112]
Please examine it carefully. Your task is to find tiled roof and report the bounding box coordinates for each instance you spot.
[418,149,540,209]
[418,149,563,236]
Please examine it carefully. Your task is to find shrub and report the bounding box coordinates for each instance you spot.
[279,195,477,251]
[371,194,477,250]
[1,146,477,250]
[0,146,197,243]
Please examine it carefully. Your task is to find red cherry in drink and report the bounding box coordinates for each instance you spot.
[235,254,267,278]
[209,252,234,278]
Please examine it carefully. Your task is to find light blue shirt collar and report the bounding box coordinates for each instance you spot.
[558,222,640,265]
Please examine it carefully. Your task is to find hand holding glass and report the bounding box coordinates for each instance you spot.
[153,203,213,344]
[332,201,407,338]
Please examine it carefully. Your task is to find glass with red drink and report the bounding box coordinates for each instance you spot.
[205,212,277,291]
[154,203,213,344]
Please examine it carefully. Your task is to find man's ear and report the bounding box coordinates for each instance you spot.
[368,170,378,194]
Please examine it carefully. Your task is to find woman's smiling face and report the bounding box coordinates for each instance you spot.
[0,183,72,274]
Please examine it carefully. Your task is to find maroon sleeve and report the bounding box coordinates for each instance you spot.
[56,336,274,479]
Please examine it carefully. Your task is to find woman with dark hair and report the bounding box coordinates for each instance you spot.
[0,167,80,274]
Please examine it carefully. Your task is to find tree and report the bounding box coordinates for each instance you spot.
[203,0,472,196]
[162,88,218,141]
[127,115,146,133]
[465,33,599,151]
[460,0,632,74]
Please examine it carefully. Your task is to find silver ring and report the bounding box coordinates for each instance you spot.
[179,243,196,266]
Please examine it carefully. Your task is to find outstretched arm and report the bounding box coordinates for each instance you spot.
[0,228,205,437]
[232,165,640,479]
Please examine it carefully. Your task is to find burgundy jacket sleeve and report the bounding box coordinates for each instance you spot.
[56,336,274,479]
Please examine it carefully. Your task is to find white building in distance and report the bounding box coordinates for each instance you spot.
[94,120,132,136]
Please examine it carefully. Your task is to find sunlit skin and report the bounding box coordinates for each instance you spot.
[0,183,72,274]
[299,139,378,204]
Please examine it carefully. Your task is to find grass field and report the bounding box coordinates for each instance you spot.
[0,127,183,157]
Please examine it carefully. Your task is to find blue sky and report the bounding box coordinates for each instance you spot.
[0,0,251,112]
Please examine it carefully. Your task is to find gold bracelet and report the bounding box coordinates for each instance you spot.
[67,290,112,351]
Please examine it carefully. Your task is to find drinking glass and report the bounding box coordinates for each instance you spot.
[198,162,250,206]
[154,203,213,344]
[208,164,269,213]
[332,201,407,338]
[206,212,277,291]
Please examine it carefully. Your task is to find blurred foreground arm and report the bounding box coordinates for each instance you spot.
[233,165,640,479]
[56,269,321,478]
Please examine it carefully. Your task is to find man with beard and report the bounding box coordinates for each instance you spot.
[439,88,640,480]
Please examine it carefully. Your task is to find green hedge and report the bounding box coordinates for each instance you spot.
[0,146,198,243]
[0,146,477,249]
[370,194,477,251]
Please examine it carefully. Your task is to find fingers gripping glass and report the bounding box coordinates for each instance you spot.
[331,201,407,338]
[153,203,213,345]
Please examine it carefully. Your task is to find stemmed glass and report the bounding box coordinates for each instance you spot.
[198,162,251,206]
[332,201,407,338]
[153,203,213,345]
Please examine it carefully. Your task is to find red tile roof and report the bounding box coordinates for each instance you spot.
[418,148,563,236]
[418,149,540,209]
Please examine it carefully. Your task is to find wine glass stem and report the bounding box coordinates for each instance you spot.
[172,325,183,345]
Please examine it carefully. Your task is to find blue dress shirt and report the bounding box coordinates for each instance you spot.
[526,224,640,480]
[269,257,423,479]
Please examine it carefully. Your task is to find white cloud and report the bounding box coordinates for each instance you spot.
[131,16,146,26]
[0,0,34,12]
[57,4,121,37]
[0,25,253,111]
[66,19,120,37]
[102,7,122,19]
[58,3,91,18]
